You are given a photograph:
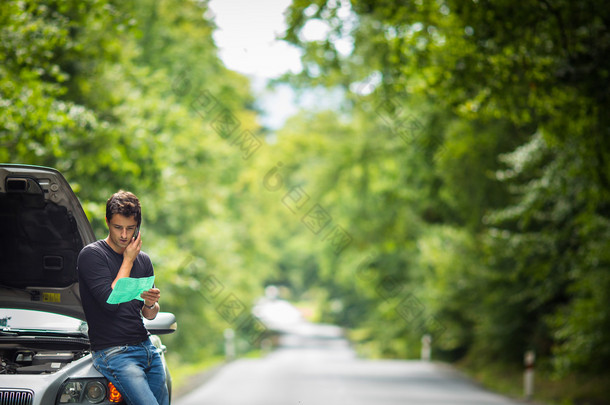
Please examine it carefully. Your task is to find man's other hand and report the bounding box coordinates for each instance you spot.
[141,288,160,307]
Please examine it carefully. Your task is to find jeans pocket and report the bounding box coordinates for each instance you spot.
[101,345,129,361]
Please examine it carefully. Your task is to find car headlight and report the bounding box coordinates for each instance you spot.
[84,381,105,403]
[57,379,123,404]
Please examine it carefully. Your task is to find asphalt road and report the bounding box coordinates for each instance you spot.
[174,322,525,405]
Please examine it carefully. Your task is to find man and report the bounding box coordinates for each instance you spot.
[77,190,169,405]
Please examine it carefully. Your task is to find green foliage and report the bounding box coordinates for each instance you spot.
[0,0,163,208]
[1,0,263,362]
[3,1,609,392]
[280,0,610,381]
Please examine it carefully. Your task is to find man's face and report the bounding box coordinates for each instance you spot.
[106,214,138,252]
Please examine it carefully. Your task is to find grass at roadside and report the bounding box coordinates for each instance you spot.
[456,360,610,405]
[167,354,226,393]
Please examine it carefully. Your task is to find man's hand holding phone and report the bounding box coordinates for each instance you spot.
[124,227,141,261]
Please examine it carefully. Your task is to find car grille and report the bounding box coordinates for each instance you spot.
[0,390,33,405]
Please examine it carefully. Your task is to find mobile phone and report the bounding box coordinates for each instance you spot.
[133,227,140,239]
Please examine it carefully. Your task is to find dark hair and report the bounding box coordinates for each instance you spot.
[106,190,142,226]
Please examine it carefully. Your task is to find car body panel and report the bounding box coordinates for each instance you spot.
[0,355,100,404]
[0,164,95,320]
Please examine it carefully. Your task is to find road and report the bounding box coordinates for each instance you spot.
[174,322,525,405]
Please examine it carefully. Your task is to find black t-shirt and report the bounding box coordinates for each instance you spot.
[77,240,153,351]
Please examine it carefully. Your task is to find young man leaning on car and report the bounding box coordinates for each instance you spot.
[77,190,169,405]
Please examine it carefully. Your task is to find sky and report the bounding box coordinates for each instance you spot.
[208,0,302,78]
[207,0,342,130]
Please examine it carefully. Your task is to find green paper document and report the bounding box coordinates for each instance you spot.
[106,276,155,304]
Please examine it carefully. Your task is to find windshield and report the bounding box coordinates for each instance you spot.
[0,308,86,333]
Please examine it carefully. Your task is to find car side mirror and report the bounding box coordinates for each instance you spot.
[144,312,177,335]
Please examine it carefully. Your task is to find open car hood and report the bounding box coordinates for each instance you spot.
[0,164,96,320]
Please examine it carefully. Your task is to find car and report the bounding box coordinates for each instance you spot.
[0,164,177,404]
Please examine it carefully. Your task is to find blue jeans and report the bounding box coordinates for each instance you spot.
[92,338,169,405]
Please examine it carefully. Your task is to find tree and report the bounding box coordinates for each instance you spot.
[1,0,266,362]
[281,0,610,374]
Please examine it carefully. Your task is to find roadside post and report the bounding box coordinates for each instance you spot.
[421,334,432,361]
[524,350,535,400]
[224,328,236,360]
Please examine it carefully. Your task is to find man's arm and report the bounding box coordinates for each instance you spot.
[78,245,120,311]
